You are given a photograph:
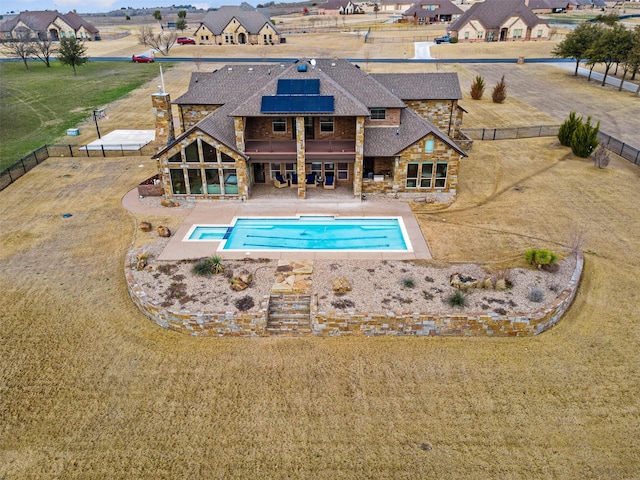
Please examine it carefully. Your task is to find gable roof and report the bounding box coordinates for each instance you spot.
[403,1,464,17]
[165,59,465,158]
[198,4,280,35]
[449,0,547,31]
[0,10,98,34]
[371,72,462,100]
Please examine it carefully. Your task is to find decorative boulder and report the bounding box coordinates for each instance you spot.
[236,270,253,286]
[157,226,171,238]
[332,276,352,294]
[161,198,178,208]
[140,221,152,232]
[230,278,249,291]
[450,273,478,291]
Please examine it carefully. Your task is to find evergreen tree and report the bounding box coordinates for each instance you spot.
[570,116,600,158]
[558,111,581,147]
[57,37,88,75]
[491,75,507,103]
[470,76,485,100]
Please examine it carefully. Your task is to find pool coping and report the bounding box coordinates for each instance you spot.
[157,201,432,261]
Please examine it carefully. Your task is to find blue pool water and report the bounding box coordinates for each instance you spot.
[186,216,411,251]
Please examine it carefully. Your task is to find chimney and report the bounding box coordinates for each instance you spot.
[152,86,175,146]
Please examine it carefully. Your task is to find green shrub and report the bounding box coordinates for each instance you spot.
[470,75,485,100]
[450,37,458,44]
[447,290,467,308]
[525,249,559,268]
[209,256,225,275]
[192,259,212,277]
[558,111,581,147]
[402,277,415,288]
[571,116,599,158]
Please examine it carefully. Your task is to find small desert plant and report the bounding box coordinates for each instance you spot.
[591,145,610,168]
[402,277,416,288]
[422,290,434,300]
[447,290,467,308]
[192,259,213,277]
[525,249,559,269]
[571,116,600,158]
[492,75,507,103]
[493,271,513,290]
[481,278,493,289]
[470,76,485,100]
[235,295,255,311]
[558,111,581,146]
[528,287,545,303]
[209,255,225,274]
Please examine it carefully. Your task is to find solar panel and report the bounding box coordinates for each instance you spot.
[261,95,334,113]
[276,79,320,95]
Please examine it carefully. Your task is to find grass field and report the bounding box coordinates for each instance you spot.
[0,62,165,170]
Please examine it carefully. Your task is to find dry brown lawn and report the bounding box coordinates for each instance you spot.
[1,40,639,479]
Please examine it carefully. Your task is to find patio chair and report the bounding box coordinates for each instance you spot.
[273,173,288,188]
[289,173,299,188]
[305,173,316,188]
[323,175,335,189]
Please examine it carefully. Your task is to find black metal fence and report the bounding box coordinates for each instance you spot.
[0,144,157,192]
[462,125,640,166]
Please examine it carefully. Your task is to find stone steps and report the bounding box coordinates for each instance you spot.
[266,293,312,336]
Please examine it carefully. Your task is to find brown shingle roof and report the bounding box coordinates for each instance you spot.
[198,4,280,35]
[449,0,546,32]
[0,10,98,35]
[403,2,463,17]
[371,72,462,100]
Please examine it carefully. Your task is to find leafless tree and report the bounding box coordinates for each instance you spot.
[32,37,58,67]
[138,25,178,56]
[0,30,36,72]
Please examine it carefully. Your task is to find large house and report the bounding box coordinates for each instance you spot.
[318,0,365,15]
[0,10,99,41]
[193,3,281,45]
[448,0,550,42]
[151,59,468,202]
[402,1,464,24]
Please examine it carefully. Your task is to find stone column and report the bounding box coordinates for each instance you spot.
[296,116,306,199]
[353,116,365,199]
[234,117,245,152]
[152,91,175,146]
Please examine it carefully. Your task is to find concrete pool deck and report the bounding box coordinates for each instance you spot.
[122,190,431,261]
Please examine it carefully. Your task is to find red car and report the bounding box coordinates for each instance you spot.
[132,54,154,63]
[177,37,196,45]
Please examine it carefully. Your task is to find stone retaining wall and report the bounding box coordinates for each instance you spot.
[311,252,583,337]
[125,252,583,338]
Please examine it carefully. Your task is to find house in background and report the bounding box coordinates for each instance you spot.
[151,59,468,202]
[318,0,365,15]
[448,0,550,42]
[379,0,416,13]
[402,1,464,24]
[0,10,99,41]
[193,3,281,45]
[526,0,570,14]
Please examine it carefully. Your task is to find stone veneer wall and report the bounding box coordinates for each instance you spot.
[406,100,458,136]
[311,252,584,337]
[125,253,270,336]
[126,252,583,337]
[179,105,220,131]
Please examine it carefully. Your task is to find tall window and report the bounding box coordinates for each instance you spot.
[170,169,186,194]
[185,142,199,162]
[420,163,433,188]
[272,117,286,132]
[435,163,448,188]
[465,32,469,40]
[513,29,522,39]
[202,141,217,163]
[406,163,419,188]
[477,31,483,39]
[370,108,386,120]
[188,169,203,194]
[205,169,221,194]
[320,117,334,132]
[337,162,349,180]
[537,29,543,38]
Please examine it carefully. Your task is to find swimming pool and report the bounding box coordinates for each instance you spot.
[184,216,412,252]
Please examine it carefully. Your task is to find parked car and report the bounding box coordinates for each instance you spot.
[434,35,451,44]
[177,37,196,45]
[132,54,154,63]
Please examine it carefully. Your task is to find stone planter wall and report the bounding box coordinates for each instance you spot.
[310,252,583,337]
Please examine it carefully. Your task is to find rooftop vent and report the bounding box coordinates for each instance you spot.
[297,64,308,72]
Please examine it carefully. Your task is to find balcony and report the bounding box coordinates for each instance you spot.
[245,139,356,161]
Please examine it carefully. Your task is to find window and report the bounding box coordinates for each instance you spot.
[185,142,199,162]
[320,117,334,133]
[285,163,296,179]
[435,162,448,188]
[168,152,181,163]
[170,169,186,194]
[272,117,286,132]
[337,162,349,180]
[537,29,543,38]
[425,139,434,153]
[310,162,322,179]
[221,151,234,163]
[420,163,433,188]
[205,168,221,194]
[270,164,282,180]
[223,169,238,194]
[406,163,418,188]
[324,162,335,178]
[477,31,483,39]
[464,31,469,40]
[225,33,234,44]
[188,168,203,194]
[513,29,522,39]
[202,141,217,163]
[370,108,386,120]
